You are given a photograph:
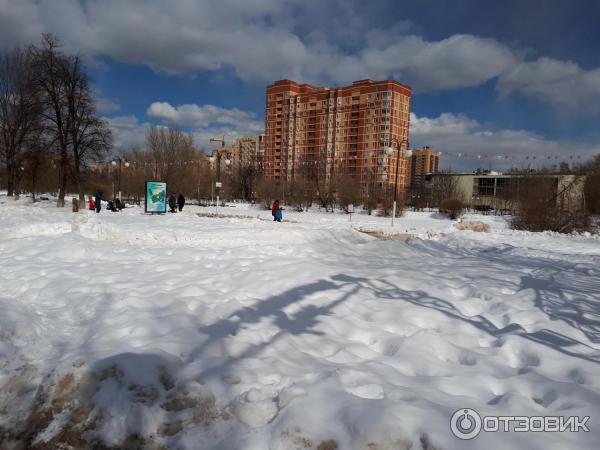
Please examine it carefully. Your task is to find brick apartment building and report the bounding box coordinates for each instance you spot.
[230,134,265,173]
[406,146,441,192]
[211,134,265,174]
[264,79,412,197]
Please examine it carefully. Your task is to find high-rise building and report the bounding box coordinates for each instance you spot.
[406,146,441,192]
[264,79,412,197]
[211,134,265,174]
[230,134,265,173]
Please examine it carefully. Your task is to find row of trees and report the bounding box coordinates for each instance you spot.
[0,34,111,205]
[106,129,398,214]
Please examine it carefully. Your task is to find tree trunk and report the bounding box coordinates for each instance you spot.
[6,156,16,196]
[73,156,84,202]
[6,167,15,196]
[57,152,67,207]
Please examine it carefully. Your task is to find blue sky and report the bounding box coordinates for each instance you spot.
[1,0,599,170]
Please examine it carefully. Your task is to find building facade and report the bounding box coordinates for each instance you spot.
[406,146,441,192]
[427,172,586,212]
[211,134,265,174]
[264,79,412,197]
[229,134,265,174]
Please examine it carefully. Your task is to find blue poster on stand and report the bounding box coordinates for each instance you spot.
[145,181,167,213]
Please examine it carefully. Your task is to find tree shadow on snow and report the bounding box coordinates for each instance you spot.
[189,274,368,382]
[519,272,600,345]
[369,278,600,365]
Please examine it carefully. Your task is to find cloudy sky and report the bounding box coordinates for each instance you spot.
[2,0,600,169]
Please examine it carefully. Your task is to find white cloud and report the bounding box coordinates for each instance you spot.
[95,91,120,113]
[410,112,479,137]
[409,112,599,170]
[0,0,518,92]
[146,101,264,150]
[357,34,518,91]
[497,57,600,111]
[146,102,262,132]
[4,0,600,111]
[104,115,149,150]
[105,102,264,151]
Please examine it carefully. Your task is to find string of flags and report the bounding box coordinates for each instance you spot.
[438,151,584,161]
[110,152,587,168]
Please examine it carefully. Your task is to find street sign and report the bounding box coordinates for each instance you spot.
[215,182,222,188]
[348,204,354,213]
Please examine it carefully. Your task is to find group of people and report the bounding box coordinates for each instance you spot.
[87,192,283,221]
[168,193,186,213]
[87,192,186,213]
[89,192,125,213]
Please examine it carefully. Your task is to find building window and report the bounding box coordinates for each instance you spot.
[476,178,495,196]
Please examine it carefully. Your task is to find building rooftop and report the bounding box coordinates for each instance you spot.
[267,78,411,92]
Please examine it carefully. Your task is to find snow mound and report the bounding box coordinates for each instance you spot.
[1,201,599,449]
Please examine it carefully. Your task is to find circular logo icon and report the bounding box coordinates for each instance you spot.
[450,408,482,440]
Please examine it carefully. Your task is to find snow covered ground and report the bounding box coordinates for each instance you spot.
[0,196,599,449]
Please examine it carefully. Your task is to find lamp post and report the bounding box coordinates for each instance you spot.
[385,138,410,227]
[209,136,231,214]
[111,157,130,201]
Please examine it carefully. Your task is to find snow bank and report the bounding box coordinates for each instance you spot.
[0,201,599,449]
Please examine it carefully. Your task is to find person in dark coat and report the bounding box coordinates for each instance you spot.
[94,191,102,213]
[177,193,185,212]
[115,198,124,210]
[271,200,280,221]
[168,193,177,213]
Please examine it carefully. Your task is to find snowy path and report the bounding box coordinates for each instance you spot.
[0,200,599,449]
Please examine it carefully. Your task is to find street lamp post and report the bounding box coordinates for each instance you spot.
[209,136,231,214]
[111,157,130,201]
[386,139,410,227]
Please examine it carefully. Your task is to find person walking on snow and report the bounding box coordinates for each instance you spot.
[274,207,283,222]
[94,191,102,213]
[177,193,185,212]
[88,196,95,211]
[168,193,177,213]
[271,200,280,221]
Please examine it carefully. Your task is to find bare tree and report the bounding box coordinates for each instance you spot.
[299,150,338,211]
[255,178,279,209]
[29,34,111,206]
[512,175,588,233]
[0,47,41,196]
[65,58,111,202]
[334,175,361,210]
[429,172,463,207]
[30,35,72,206]
[22,144,50,202]
[146,126,195,188]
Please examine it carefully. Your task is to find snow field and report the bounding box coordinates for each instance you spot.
[0,197,599,449]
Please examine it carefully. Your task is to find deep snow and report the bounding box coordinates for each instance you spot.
[0,196,599,449]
